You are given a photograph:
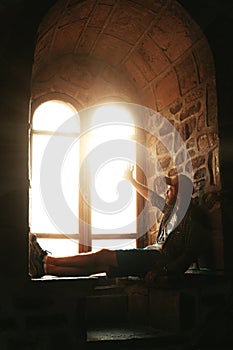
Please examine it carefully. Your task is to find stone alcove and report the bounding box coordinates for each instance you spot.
[30,0,223,269]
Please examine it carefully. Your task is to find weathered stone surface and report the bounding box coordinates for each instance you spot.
[197,134,209,151]
[175,54,198,95]
[206,84,218,127]
[197,112,206,131]
[193,37,215,83]
[149,2,201,62]
[185,87,205,104]
[104,1,154,45]
[192,155,206,169]
[154,70,180,110]
[156,138,171,155]
[59,0,95,27]
[123,59,148,89]
[93,34,132,66]
[180,101,201,120]
[175,149,185,165]
[137,35,170,81]
[89,4,112,28]
[194,167,207,180]
[186,137,195,149]
[75,27,100,55]
[158,155,172,171]
[181,118,197,140]
[133,0,167,13]
[169,100,183,115]
[208,132,218,148]
[159,115,176,136]
[141,85,157,110]
[185,159,193,173]
[33,28,55,77]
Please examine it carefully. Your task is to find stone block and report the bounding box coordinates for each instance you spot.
[175,54,198,95]
[127,286,149,325]
[154,70,180,111]
[86,294,128,323]
[149,289,181,332]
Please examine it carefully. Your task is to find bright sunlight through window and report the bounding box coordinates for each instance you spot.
[90,105,136,238]
[30,101,137,255]
[29,100,80,255]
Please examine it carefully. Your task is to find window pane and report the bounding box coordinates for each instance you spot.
[91,159,136,233]
[89,105,136,235]
[30,134,58,233]
[37,238,79,257]
[30,133,79,233]
[32,100,79,133]
[30,100,80,238]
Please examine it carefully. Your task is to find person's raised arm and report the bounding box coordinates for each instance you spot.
[123,165,165,210]
[123,165,150,200]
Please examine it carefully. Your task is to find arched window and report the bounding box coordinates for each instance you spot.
[29,100,80,256]
[29,101,137,256]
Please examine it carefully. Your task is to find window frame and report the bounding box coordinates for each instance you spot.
[29,99,145,254]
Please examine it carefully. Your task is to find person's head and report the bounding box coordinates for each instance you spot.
[165,174,193,206]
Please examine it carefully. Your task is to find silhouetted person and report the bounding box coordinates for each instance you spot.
[30,170,212,284]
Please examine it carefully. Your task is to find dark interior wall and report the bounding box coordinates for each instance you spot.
[0,0,233,274]
[205,13,233,271]
[180,0,233,271]
[0,0,57,278]
[178,2,233,185]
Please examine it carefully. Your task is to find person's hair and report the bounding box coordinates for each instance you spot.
[174,174,193,194]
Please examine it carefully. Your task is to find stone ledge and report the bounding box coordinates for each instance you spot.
[116,269,230,290]
[114,269,231,333]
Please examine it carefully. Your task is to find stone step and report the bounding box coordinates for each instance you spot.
[93,284,125,296]
[85,323,187,349]
[86,294,128,324]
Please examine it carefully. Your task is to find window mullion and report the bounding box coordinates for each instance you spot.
[136,129,148,248]
[79,120,92,253]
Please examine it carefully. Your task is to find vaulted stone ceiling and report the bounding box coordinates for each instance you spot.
[31,0,207,110]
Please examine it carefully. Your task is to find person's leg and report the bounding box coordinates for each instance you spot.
[29,233,118,278]
[45,249,118,277]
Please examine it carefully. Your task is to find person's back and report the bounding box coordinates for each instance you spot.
[160,198,213,273]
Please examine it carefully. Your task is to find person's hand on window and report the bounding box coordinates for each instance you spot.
[123,164,134,183]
